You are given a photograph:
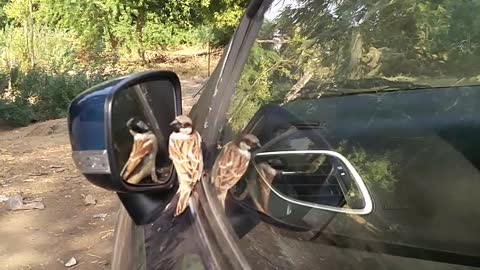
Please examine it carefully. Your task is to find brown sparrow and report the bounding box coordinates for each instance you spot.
[211,134,261,208]
[255,162,278,212]
[168,115,203,216]
[121,118,159,184]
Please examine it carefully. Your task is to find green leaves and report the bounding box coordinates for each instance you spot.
[0,0,247,65]
[0,0,251,125]
[4,0,31,22]
[0,67,110,126]
[213,4,243,28]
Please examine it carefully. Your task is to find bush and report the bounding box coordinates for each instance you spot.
[0,26,78,73]
[0,100,34,127]
[0,67,110,126]
[142,23,212,50]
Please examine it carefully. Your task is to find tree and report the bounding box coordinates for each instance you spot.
[4,0,37,67]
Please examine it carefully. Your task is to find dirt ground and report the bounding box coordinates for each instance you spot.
[0,77,205,270]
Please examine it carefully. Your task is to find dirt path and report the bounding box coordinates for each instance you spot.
[0,77,205,270]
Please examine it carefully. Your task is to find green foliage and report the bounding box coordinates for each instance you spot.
[0,0,248,125]
[0,0,10,28]
[209,0,249,45]
[0,99,34,126]
[3,0,31,23]
[34,0,245,55]
[0,67,109,126]
[0,0,247,65]
[335,141,399,207]
[286,0,480,78]
[227,43,282,132]
[223,0,480,139]
[0,25,77,72]
[142,23,210,50]
[337,141,398,193]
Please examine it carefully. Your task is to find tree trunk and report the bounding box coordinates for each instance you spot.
[345,28,363,80]
[23,22,29,68]
[108,29,118,51]
[207,40,210,76]
[136,8,146,65]
[28,0,35,68]
[283,71,313,104]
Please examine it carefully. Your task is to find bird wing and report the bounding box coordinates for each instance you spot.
[121,134,154,180]
[256,163,277,212]
[169,131,203,186]
[212,142,250,192]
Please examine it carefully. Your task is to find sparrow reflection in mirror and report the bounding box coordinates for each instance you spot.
[212,134,261,209]
[255,162,278,213]
[168,115,203,216]
[121,118,159,184]
[230,161,278,213]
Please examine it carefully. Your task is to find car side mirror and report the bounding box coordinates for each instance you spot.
[68,70,181,193]
[250,150,373,223]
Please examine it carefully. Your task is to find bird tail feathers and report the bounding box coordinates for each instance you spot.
[175,187,192,216]
[217,192,227,209]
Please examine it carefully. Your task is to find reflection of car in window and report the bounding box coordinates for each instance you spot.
[220,0,480,264]
[227,103,372,225]
[226,85,480,269]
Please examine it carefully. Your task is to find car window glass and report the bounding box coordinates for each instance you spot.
[209,0,480,269]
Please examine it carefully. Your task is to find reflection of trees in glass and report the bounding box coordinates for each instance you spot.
[226,28,324,132]
[284,0,480,79]
[227,43,282,132]
[336,141,398,201]
[228,0,480,137]
[227,0,480,133]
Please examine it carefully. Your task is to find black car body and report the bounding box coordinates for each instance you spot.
[68,0,480,269]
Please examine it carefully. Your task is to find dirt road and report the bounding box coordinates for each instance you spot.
[0,77,205,270]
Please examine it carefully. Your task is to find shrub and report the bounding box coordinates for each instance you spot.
[0,25,78,73]
[0,100,34,127]
[0,67,110,126]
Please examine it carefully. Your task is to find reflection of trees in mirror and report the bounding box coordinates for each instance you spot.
[336,141,398,204]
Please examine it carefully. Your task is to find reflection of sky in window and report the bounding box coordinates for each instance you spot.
[264,0,301,21]
[263,0,345,22]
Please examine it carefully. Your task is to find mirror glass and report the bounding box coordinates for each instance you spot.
[233,150,372,229]
[254,151,366,210]
[111,80,176,185]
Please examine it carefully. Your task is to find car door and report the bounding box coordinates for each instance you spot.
[111,205,147,270]
[111,3,267,269]
[201,0,480,269]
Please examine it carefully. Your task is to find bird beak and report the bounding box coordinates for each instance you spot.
[170,119,179,126]
[170,119,182,132]
[256,142,262,148]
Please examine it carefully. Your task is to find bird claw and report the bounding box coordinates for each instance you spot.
[151,172,161,183]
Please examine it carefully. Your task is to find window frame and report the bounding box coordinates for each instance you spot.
[188,0,276,269]
[192,0,480,268]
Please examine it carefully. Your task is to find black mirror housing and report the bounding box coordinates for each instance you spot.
[68,70,182,193]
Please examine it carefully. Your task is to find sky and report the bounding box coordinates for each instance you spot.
[264,0,301,21]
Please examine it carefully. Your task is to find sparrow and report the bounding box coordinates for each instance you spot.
[229,162,278,213]
[121,118,159,184]
[211,134,261,208]
[168,115,203,216]
[255,162,278,213]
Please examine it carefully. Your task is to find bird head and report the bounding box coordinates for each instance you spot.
[170,115,193,135]
[127,117,151,134]
[238,134,261,151]
[258,162,278,177]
